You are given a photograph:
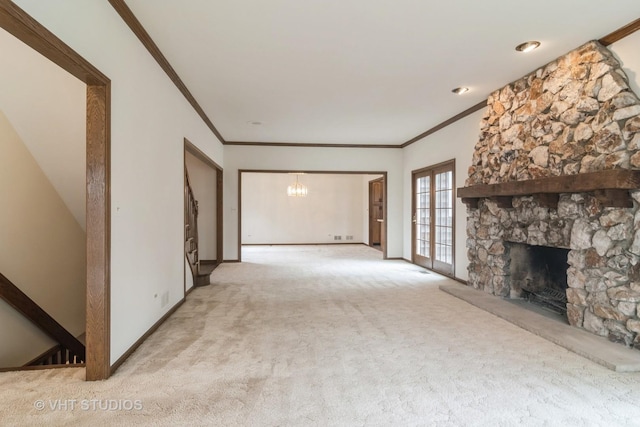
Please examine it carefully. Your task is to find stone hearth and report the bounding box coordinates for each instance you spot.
[461,41,640,350]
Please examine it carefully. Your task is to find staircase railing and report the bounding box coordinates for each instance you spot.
[185,168,200,277]
[0,271,85,367]
[24,343,84,367]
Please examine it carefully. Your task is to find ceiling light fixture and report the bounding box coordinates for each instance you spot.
[287,173,308,197]
[515,41,541,53]
[451,87,469,95]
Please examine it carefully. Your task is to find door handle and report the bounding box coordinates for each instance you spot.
[412,214,417,224]
[377,219,384,223]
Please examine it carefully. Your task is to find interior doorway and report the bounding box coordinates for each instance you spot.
[368,177,384,251]
[0,3,110,380]
[184,139,223,292]
[238,170,387,261]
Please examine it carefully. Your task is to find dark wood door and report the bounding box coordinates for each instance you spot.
[369,178,384,249]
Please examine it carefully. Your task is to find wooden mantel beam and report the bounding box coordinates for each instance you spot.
[458,169,640,208]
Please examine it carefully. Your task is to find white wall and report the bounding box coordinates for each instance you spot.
[402,110,485,280]
[224,146,403,259]
[13,0,225,364]
[0,28,86,230]
[0,111,86,367]
[185,257,194,293]
[185,151,217,260]
[242,173,365,244]
[609,30,640,96]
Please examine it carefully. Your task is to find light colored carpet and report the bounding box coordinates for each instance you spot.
[1,244,640,426]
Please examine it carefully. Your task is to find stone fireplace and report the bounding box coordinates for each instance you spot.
[508,242,569,315]
[459,41,640,349]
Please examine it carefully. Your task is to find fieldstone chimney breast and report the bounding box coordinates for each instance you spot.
[459,41,640,350]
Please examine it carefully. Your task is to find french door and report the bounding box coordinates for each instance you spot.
[412,160,455,276]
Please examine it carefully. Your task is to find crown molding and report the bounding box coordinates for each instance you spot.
[225,141,400,149]
[400,101,487,148]
[108,4,640,149]
[599,17,640,46]
[107,0,226,143]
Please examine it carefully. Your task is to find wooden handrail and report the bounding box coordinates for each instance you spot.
[0,272,85,361]
[185,168,200,275]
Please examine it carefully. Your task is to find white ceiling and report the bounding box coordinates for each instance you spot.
[125,0,640,146]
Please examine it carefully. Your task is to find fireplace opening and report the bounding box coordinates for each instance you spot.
[508,242,570,317]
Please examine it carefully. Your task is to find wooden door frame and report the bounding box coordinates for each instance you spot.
[238,170,388,261]
[184,138,224,294]
[411,160,456,278]
[0,1,112,380]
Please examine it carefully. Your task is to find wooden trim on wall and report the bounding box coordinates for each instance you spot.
[86,83,111,381]
[0,272,86,361]
[451,276,468,286]
[400,101,487,148]
[216,165,224,265]
[0,0,112,381]
[243,243,365,246]
[599,18,640,46]
[184,138,223,170]
[108,0,225,143]
[226,141,400,149]
[382,174,388,259]
[183,148,188,295]
[239,169,388,175]
[0,1,109,84]
[237,170,243,262]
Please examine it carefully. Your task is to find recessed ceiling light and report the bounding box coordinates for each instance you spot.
[515,41,541,53]
[451,87,469,95]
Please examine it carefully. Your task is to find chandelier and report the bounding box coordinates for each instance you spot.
[287,173,308,197]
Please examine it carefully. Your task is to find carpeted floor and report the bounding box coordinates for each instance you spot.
[1,244,640,426]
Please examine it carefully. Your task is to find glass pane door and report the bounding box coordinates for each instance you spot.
[412,161,455,276]
[414,174,431,267]
[433,170,453,275]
